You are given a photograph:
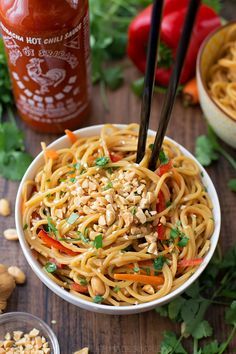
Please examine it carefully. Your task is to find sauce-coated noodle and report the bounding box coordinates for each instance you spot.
[22,125,214,305]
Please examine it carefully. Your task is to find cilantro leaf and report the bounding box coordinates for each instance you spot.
[160,331,187,354]
[192,320,213,340]
[153,256,166,271]
[94,234,103,249]
[93,295,104,304]
[47,216,58,236]
[201,340,221,354]
[202,0,222,13]
[103,66,124,90]
[228,179,236,192]
[0,150,32,181]
[159,150,169,165]
[178,236,189,247]
[131,77,144,97]
[168,296,186,321]
[225,301,236,326]
[195,135,219,166]
[95,156,110,166]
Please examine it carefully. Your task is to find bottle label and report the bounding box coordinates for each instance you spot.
[0,10,90,124]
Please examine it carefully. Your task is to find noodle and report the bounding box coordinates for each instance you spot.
[22,124,214,306]
[208,24,236,120]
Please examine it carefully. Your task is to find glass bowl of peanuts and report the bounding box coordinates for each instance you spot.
[0,312,60,353]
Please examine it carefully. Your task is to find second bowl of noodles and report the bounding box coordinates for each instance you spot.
[197,21,236,148]
[15,124,221,314]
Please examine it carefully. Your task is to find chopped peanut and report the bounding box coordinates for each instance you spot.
[3,229,18,241]
[0,199,11,216]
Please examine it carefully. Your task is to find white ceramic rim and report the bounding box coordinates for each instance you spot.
[0,312,60,354]
[197,20,236,124]
[15,124,221,315]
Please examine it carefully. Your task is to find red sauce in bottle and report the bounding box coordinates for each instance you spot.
[0,0,91,133]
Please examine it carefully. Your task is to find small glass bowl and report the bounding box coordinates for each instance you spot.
[0,312,60,353]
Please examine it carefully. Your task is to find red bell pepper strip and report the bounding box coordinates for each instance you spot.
[157,223,165,240]
[127,1,221,86]
[70,282,88,294]
[178,258,203,267]
[156,160,172,177]
[156,190,165,213]
[110,152,123,162]
[38,230,80,256]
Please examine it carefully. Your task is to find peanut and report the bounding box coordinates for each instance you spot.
[91,276,105,296]
[74,348,89,354]
[142,284,155,295]
[0,199,10,216]
[8,266,26,285]
[3,229,18,241]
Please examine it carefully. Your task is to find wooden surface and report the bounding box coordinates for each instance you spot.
[1,3,236,353]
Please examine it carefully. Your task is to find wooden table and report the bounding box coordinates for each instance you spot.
[1,3,236,353]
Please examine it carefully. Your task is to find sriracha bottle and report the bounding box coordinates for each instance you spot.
[0,0,91,133]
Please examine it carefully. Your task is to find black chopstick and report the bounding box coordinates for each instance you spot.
[148,0,201,171]
[136,0,164,164]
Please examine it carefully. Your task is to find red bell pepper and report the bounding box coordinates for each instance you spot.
[127,1,221,86]
[156,190,165,213]
[155,160,172,177]
[38,229,80,256]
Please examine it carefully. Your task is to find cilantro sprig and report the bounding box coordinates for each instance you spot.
[156,243,236,353]
[195,126,236,193]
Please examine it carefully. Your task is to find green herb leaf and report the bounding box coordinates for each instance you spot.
[195,135,219,166]
[47,216,58,236]
[45,262,57,273]
[67,212,79,225]
[93,295,104,304]
[73,162,81,169]
[113,286,120,293]
[131,77,144,97]
[23,224,28,230]
[178,237,189,247]
[78,230,89,244]
[103,181,113,190]
[79,278,88,286]
[160,331,187,354]
[103,66,124,90]
[70,177,76,183]
[158,42,173,69]
[94,234,103,249]
[166,200,171,208]
[192,320,213,340]
[170,228,179,239]
[131,207,137,215]
[95,156,110,167]
[202,340,221,354]
[153,256,165,271]
[168,296,186,321]
[228,179,236,192]
[202,0,222,13]
[225,301,236,325]
[159,150,169,165]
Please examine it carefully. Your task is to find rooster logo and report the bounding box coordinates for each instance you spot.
[26,58,66,94]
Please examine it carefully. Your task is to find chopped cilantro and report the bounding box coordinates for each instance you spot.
[93,295,104,304]
[95,156,110,167]
[131,207,137,215]
[46,193,51,198]
[67,169,76,175]
[47,216,58,236]
[166,200,172,208]
[67,212,79,225]
[113,286,120,293]
[170,228,179,239]
[45,262,57,273]
[94,234,103,249]
[153,256,166,271]
[77,230,89,243]
[159,150,169,165]
[73,162,81,169]
[59,178,66,183]
[79,278,88,286]
[178,236,189,247]
[23,223,28,230]
[228,178,236,192]
[46,179,51,182]
[149,143,154,150]
[70,177,76,183]
[103,181,113,190]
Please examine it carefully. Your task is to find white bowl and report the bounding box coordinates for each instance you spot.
[15,125,221,315]
[197,21,236,149]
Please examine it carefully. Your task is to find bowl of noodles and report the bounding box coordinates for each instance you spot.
[15,124,221,314]
[197,21,236,148]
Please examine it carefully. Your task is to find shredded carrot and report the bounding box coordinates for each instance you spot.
[65,129,77,144]
[182,78,199,106]
[45,149,59,160]
[114,273,164,286]
[70,282,88,294]
[178,258,203,267]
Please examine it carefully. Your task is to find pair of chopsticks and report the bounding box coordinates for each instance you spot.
[136,0,201,170]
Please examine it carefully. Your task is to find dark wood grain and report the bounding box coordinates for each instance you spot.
[1,3,236,353]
